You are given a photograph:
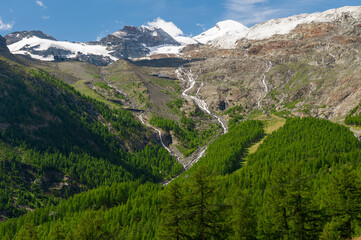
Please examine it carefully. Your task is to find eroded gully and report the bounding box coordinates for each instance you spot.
[137,66,228,185]
[257,61,272,111]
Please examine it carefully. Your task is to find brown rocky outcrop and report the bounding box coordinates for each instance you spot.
[179,19,361,120]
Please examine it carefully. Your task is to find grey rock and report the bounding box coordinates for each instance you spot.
[97,26,180,59]
[5,30,56,45]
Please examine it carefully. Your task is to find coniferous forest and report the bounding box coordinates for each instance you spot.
[2,109,361,239]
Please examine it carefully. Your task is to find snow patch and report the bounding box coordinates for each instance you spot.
[211,35,244,49]
[111,30,127,38]
[174,36,198,45]
[246,6,361,40]
[147,45,184,56]
[14,50,55,61]
[8,36,117,61]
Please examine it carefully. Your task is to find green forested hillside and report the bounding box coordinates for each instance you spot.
[0,119,264,239]
[165,117,361,239]
[0,57,182,219]
[230,118,361,239]
[190,120,264,175]
[2,117,361,239]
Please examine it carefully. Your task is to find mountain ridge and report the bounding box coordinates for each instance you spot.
[4,6,360,64]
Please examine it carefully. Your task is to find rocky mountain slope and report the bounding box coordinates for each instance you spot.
[177,6,361,121]
[5,31,56,45]
[95,25,180,59]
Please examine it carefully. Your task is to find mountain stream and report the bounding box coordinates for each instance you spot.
[137,66,229,185]
[257,61,272,111]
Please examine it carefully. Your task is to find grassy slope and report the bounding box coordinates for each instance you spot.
[248,114,286,154]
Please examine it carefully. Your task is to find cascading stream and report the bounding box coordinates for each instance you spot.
[257,61,272,111]
[176,66,228,169]
[138,114,182,164]
[176,67,228,134]
[138,66,229,185]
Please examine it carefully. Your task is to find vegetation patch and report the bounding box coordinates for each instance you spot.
[345,101,361,126]
[150,115,220,157]
[94,82,112,90]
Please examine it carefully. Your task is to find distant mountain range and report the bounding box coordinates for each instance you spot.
[2,6,361,65]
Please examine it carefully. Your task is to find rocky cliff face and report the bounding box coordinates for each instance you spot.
[96,26,180,59]
[178,15,361,120]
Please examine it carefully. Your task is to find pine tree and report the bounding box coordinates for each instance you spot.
[185,167,231,240]
[284,168,321,240]
[324,165,361,239]
[158,182,188,240]
[232,189,257,240]
[263,167,321,240]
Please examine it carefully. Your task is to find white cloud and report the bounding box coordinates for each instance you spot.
[36,0,47,8]
[225,0,283,26]
[42,16,50,20]
[145,17,183,37]
[0,18,13,31]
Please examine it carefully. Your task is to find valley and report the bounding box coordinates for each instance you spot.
[0,5,361,240]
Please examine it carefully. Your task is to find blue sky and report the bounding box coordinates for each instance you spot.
[0,0,359,42]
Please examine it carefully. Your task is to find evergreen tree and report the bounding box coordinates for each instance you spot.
[231,190,257,240]
[158,182,188,240]
[185,167,231,240]
[263,167,321,240]
[72,211,112,240]
[284,168,321,240]
[324,165,361,239]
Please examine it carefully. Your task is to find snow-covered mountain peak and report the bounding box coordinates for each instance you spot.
[194,6,361,48]
[193,20,249,45]
[246,6,361,40]
[214,20,248,32]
